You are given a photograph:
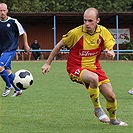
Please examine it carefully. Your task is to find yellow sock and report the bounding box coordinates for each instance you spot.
[106,100,117,119]
[88,87,101,108]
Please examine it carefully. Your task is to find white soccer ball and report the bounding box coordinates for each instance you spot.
[13,69,33,90]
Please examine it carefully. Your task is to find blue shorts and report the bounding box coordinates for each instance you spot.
[0,51,16,70]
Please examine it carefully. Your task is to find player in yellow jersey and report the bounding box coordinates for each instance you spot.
[42,8,128,126]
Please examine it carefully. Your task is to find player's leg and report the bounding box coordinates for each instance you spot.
[68,68,109,123]
[7,70,21,91]
[99,83,117,119]
[5,53,23,97]
[81,70,100,107]
[81,69,110,123]
[0,66,12,89]
[100,82,128,126]
[0,52,15,96]
[8,71,22,97]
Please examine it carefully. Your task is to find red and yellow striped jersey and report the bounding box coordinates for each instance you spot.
[62,24,115,71]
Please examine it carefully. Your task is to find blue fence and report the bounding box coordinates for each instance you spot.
[16,49,133,60]
[17,49,133,53]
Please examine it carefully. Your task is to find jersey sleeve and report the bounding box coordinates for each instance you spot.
[102,27,116,50]
[62,30,75,48]
[14,19,26,36]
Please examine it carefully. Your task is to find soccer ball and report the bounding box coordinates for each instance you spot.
[13,69,33,90]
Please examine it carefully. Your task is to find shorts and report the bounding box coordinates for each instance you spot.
[68,67,110,87]
[0,51,16,70]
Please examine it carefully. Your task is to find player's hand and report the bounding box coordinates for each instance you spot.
[105,49,115,60]
[42,64,50,74]
[24,45,31,52]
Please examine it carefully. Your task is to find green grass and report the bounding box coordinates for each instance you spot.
[0,61,133,133]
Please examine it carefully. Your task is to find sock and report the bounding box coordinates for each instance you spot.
[0,69,12,88]
[8,73,20,91]
[88,87,101,108]
[106,100,117,119]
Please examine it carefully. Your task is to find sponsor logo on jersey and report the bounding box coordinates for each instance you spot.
[79,47,101,57]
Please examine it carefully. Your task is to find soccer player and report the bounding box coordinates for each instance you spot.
[42,8,128,126]
[0,3,30,97]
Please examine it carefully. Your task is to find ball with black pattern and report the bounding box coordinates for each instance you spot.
[13,69,33,90]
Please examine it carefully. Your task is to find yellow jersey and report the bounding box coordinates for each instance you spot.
[62,24,115,70]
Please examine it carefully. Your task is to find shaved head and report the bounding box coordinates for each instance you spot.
[83,8,100,33]
[84,8,99,19]
[0,3,7,9]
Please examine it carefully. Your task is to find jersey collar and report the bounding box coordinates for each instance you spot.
[0,16,9,22]
[82,24,101,35]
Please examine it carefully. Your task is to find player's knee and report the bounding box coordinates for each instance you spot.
[82,70,99,88]
[90,73,99,88]
[92,73,99,82]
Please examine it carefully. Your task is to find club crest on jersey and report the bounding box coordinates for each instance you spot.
[7,23,10,27]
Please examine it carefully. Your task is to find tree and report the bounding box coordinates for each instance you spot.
[1,0,133,12]
[121,37,133,60]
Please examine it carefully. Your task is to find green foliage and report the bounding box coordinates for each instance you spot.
[123,37,133,50]
[91,0,133,12]
[121,37,133,60]
[1,0,132,12]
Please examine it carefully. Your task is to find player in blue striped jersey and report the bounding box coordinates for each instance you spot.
[0,3,30,97]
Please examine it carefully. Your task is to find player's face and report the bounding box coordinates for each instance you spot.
[0,4,8,21]
[84,11,99,34]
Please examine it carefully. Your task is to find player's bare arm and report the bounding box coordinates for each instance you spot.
[42,39,65,74]
[22,33,30,52]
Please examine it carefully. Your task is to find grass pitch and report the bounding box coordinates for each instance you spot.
[0,60,133,133]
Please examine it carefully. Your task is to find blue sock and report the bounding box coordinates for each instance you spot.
[0,69,12,88]
[8,73,20,91]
